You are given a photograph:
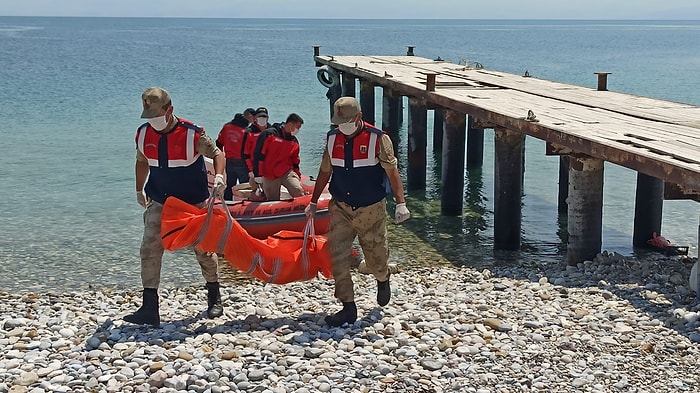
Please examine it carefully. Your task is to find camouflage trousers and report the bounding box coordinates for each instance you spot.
[140,201,219,289]
[262,169,304,201]
[328,198,389,302]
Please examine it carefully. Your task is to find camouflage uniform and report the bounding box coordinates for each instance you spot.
[136,124,222,288]
[320,132,397,302]
[140,201,218,288]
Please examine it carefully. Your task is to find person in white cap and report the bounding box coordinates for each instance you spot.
[252,113,305,200]
[127,86,227,327]
[305,96,410,327]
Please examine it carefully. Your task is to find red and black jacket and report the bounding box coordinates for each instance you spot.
[241,123,268,172]
[253,123,301,179]
[216,114,248,160]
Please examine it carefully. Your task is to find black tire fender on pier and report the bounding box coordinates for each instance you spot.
[317,65,340,88]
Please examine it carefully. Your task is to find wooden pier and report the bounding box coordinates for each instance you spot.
[313,48,700,266]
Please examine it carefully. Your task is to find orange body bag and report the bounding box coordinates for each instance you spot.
[161,197,334,284]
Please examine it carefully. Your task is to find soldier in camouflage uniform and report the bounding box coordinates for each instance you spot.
[305,97,411,327]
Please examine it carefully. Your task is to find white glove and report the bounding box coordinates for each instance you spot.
[136,190,147,208]
[213,174,225,198]
[395,203,410,224]
[305,202,317,219]
[254,176,263,184]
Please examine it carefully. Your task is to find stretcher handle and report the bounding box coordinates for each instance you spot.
[299,217,317,280]
[193,197,233,256]
[302,217,316,249]
[253,256,283,284]
[215,198,234,255]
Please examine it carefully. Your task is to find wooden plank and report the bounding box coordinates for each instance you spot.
[327,55,700,128]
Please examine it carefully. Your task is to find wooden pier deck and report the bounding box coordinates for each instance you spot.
[314,54,700,195]
[314,52,700,270]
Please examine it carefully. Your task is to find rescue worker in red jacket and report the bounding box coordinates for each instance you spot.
[241,107,271,191]
[252,113,305,200]
[216,112,249,200]
[127,87,227,327]
[305,97,410,327]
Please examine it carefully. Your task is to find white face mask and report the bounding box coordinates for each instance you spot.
[148,115,169,131]
[289,128,299,136]
[338,120,357,136]
[256,117,267,127]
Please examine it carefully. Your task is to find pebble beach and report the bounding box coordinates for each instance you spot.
[1,252,699,393]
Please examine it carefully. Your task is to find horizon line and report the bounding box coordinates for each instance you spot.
[2,15,700,21]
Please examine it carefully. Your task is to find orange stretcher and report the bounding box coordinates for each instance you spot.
[161,196,334,284]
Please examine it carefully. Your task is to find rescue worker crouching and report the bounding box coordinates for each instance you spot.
[252,113,305,201]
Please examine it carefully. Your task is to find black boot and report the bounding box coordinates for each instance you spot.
[377,276,391,307]
[206,282,223,318]
[123,288,160,327]
[325,302,357,327]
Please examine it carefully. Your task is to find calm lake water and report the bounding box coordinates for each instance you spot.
[1,17,698,292]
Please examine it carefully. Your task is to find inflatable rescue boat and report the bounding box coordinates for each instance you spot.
[225,188,331,240]
[205,158,330,239]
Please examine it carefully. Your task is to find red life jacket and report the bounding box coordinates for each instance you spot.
[136,119,202,167]
[217,122,246,160]
[256,124,301,178]
[241,123,267,172]
[327,127,381,168]
[326,124,387,208]
[135,118,209,204]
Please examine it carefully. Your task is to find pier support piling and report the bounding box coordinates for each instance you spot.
[359,80,375,125]
[567,157,604,265]
[407,96,427,191]
[432,109,444,153]
[326,85,342,123]
[558,156,570,215]
[494,128,525,250]
[466,116,484,169]
[341,73,356,98]
[441,110,466,216]
[632,173,664,247]
[382,88,402,155]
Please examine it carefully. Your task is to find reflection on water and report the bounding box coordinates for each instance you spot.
[385,159,569,272]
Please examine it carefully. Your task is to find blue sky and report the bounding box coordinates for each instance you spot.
[1,0,699,19]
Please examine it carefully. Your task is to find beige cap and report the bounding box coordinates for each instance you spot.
[140,87,171,119]
[331,96,361,124]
